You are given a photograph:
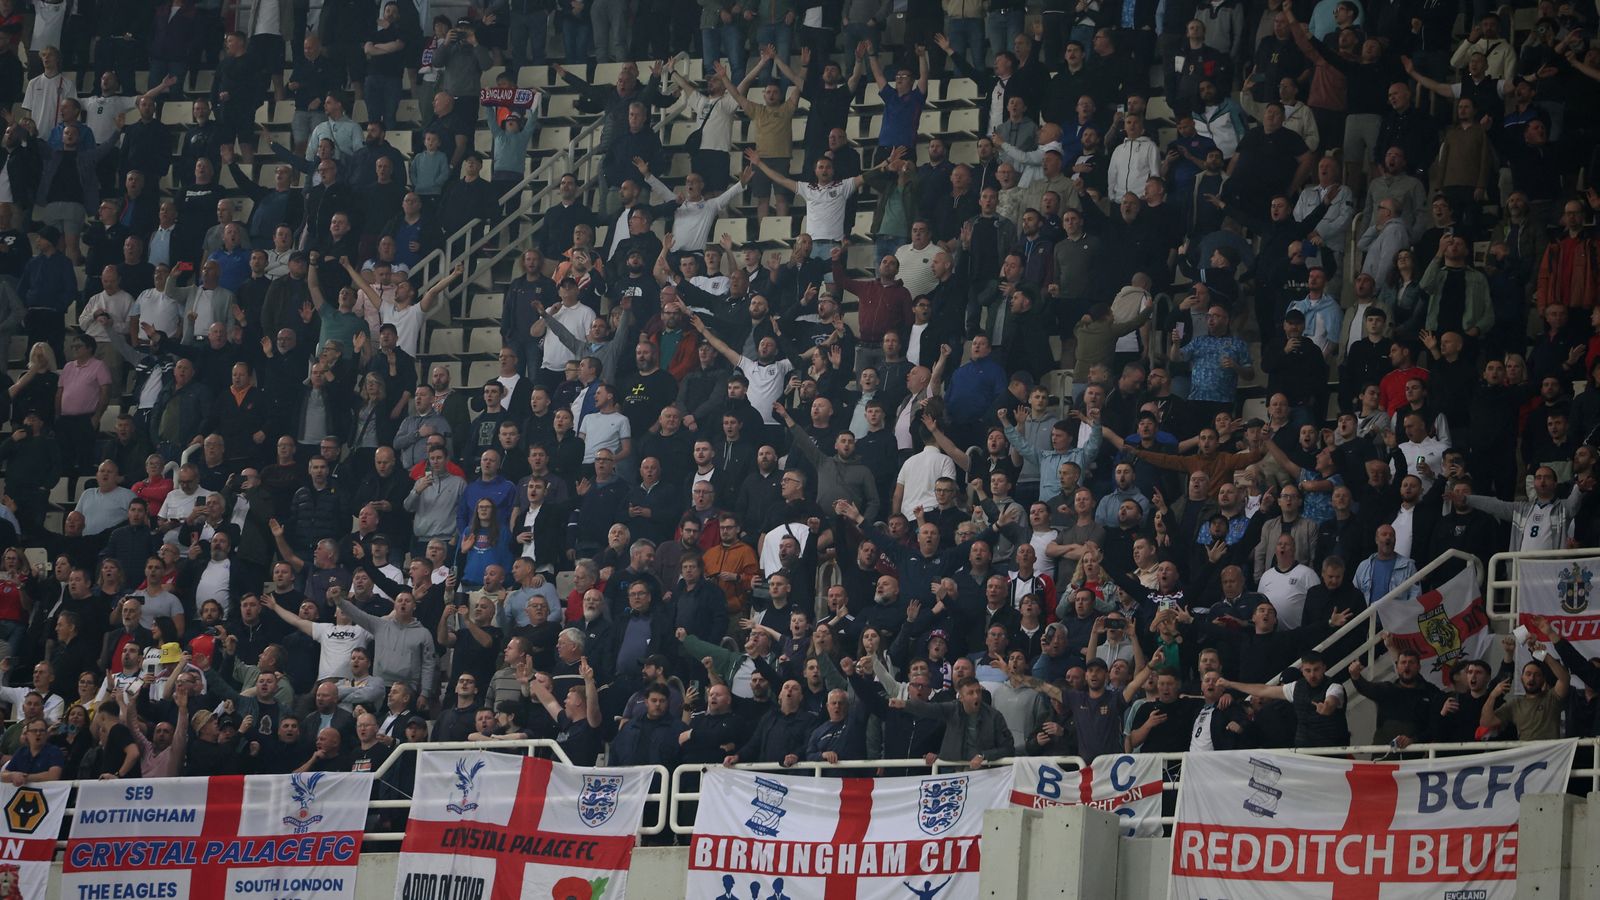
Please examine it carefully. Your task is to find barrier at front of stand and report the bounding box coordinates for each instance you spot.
[393,750,652,900]
[62,772,371,900]
[686,765,1014,900]
[1166,740,1577,900]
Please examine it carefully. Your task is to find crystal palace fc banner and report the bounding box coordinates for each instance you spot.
[688,766,1014,900]
[1375,558,1492,689]
[1009,755,1164,837]
[0,781,67,899]
[64,773,371,900]
[395,752,650,900]
[1169,742,1576,900]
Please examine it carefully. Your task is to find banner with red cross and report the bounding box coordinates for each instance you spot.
[687,766,1014,900]
[1009,755,1164,837]
[0,781,68,899]
[1169,741,1576,900]
[63,772,370,899]
[394,752,649,900]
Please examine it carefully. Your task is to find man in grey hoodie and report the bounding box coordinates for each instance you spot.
[336,590,437,712]
[774,402,881,522]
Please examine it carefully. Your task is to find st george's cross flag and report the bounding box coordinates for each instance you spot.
[1375,558,1492,689]
[63,773,370,900]
[1009,755,1165,837]
[395,751,650,900]
[0,781,68,899]
[1169,742,1575,900]
[688,766,1014,900]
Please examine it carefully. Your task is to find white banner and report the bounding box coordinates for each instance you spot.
[0,781,68,899]
[395,751,649,900]
[1375,558,1492,689]
[64,772,371,900]
[1009,756,1164,837]
[1517,556,1600,690]
[688,766,1014,900]
[1168,741,1576,900]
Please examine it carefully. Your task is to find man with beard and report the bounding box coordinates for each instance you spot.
[1480,627,1569,741]
[1348,642,1441,747]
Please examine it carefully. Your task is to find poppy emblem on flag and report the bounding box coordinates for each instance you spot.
[918,776,968,836]
[1417,600,1465,674]
[1558,562,1593,614]
[282,772,326,834]
[446,758,487,815]
[578,775,624,828]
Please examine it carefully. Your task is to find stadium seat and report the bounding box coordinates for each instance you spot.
[466,359,499,386]
[426,327,463,356]
[466,293,504,321]
[465,327,503,355]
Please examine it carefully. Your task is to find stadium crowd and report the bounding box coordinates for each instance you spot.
[0,0,1590,806]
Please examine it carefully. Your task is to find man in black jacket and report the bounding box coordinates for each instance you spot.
[725,679,818,766]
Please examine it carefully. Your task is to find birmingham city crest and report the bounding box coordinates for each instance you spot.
[1559,562,1593,614]
[578,774,624,828]
[918,776,968,836]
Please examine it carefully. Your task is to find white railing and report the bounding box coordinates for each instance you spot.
[1269,549,1480,686]
[667,739,1600,833]
[41,738,673,853]
[417,76,690,307]
[1488,548,1600,622]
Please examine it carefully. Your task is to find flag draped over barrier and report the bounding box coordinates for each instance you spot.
[395,751,649,900]
[1375,558,1492,689]
[0,781,67,899]
[1168,741,1576,900]
[63,772,371,900]
[1009,755,1164,836]
[687,766,1014,900]
[1517,556,1600,688]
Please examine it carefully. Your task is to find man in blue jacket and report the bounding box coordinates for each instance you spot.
[19,225,76,360]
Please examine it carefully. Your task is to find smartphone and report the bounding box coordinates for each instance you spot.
[1417,456,1426,467]
[143,659,158,677]
[1175,322,1186,340]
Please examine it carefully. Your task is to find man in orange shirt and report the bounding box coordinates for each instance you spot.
[701,511,758,622]
[1378,339,1429,413]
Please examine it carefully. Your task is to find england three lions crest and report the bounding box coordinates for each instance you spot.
[282,772,326,834]
[918,776,968,836]
[578,775,624,828]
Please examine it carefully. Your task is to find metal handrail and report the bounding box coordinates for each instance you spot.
[1488,547,1600,620]
[420,73,691,308]
[666,739,1600,833]
[1268,549,1480,685]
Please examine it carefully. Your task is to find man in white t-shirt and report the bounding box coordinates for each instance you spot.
[1256,533,1318,629]
[577,384,632,464]
[261,592,372,682]
[742,147,898,258]
[157,465,212,530]
[895,432,957,520]
[533,278,597,384]
[687,306,797,427]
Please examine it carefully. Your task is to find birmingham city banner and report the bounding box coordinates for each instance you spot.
[1168,741,1576,900]
[395,751,649,900]
[63,772,371,900]
[1517,556,1600,688]
[0,781,68,899]
[1375,557,1492,689]
[688,766,1014,900]
[1009,755,1164,837]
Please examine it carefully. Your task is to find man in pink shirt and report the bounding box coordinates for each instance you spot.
[56,333,112,475]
